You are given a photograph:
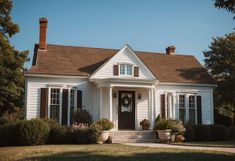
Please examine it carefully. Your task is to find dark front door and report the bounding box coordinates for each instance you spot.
[118,91,135,130]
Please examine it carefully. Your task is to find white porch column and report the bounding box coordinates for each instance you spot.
[109,87,113,121]
[148,88,154,129]
[99,87,103,119]
[150,88,154,129]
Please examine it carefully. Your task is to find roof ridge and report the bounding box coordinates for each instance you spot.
[46,43,194,57]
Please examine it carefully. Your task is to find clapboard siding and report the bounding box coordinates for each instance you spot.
[26,77,94,120]
[91,46,155,80]
[155,84,214,124]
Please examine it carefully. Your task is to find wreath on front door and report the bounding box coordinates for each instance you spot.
[121,95,132,107]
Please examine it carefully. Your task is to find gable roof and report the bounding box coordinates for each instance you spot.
[25,44,215,84]
[90,45,156,80]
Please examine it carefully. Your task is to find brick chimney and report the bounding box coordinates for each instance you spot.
[166,46,176,55]
[39,17,48,50]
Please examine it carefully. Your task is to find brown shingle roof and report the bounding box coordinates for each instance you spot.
[26,44,215,84]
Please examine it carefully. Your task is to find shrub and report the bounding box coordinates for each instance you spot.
[96,118,114,131]
[73,109,92,125]
[17,119,50,145]
[73,123,101,144]
[87,123,101,143]
[210,124,229,141]
[0,117,11,125]
[193,125,211,141]
[229,126,235,141]
[41,118,60,129]
[0,123,18,146]
[169,120,185,135]
[184,123,195,142]
[49,125,74,144]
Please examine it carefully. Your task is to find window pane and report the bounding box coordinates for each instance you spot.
[120,64,125,75]
[50,88,60,121]
[126,65,132,75]
[50,105,59,121]
[70,89,75,125]
[179,109,185,123]
[189,109,195,123]
[179,95,185,109]
[189,96,195,109]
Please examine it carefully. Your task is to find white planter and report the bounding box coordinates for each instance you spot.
[101,131,110,142]
[157,129,172,143]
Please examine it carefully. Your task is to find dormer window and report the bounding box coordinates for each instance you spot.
[119,64,133,76]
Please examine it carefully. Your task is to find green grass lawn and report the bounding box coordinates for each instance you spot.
[172,141,235,148]
[0,144,234,161]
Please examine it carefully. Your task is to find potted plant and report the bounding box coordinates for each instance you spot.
[154,118,172,143]
[140,119,150,130]
[96,118,114,142]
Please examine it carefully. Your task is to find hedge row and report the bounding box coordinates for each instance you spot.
[0,119,101,146]
[185,124,235,142]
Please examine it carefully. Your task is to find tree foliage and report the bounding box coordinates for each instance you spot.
[214,0,235,20]
[0,0,29,116]
[203,33,235,123]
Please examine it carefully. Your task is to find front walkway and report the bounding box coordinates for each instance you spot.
[123,143,235,154]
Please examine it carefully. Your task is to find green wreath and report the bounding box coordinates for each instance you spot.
[121,95,132,107]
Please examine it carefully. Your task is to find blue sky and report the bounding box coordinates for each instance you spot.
[11,0,234,68]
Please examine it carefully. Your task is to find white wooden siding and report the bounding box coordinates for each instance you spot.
[91,46,155,80]
[155,84,214,124]
[26,76,94,120]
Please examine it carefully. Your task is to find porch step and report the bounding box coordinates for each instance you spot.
[110,131,159,143]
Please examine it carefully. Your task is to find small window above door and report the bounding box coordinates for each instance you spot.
[119,64,133,76]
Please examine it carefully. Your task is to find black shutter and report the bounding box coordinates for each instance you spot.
[197,96,202,124]
[62,89,68,125]
[77,90,82,109]
[40,88,48,118]
[160,94,165,118]
[134,67,139,77]
[113,65,119,76]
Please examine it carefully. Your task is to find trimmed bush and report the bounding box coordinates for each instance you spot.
[96,118,114,131]
[184,124,195,142]
[73,109,92,125]
[193,125,211,141]
[229,126,235,141]
[49,125,74,144]
[0,123,18,146]
[210,124,229,141]
[74,123,101,144]
[17,119,50,145]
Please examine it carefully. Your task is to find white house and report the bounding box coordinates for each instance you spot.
[25,18,216,130]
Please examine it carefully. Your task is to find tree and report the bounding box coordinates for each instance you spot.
[0,0,29,116]
[214,0,235,19]
[203,33,235,125]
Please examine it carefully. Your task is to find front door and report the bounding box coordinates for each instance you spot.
[118,91,135,130]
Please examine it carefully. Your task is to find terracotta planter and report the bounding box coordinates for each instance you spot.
[157,129,172,143]
[101,131,110,142]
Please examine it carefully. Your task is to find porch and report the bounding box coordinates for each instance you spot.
[92,79,157,131]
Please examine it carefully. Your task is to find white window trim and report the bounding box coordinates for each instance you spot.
[47,87,62,124]
[176,93,199,124]
[178,94,186,123]
[118,63,134,76]
[47,86,78,125]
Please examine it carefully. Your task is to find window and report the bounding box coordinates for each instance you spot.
[189,95,196,124]
[120,64,125,75]
[126,65,132,75]
[70,89,75,125]
[119,64,133,76]
[50,88,60,121]
[179,95,185,123]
